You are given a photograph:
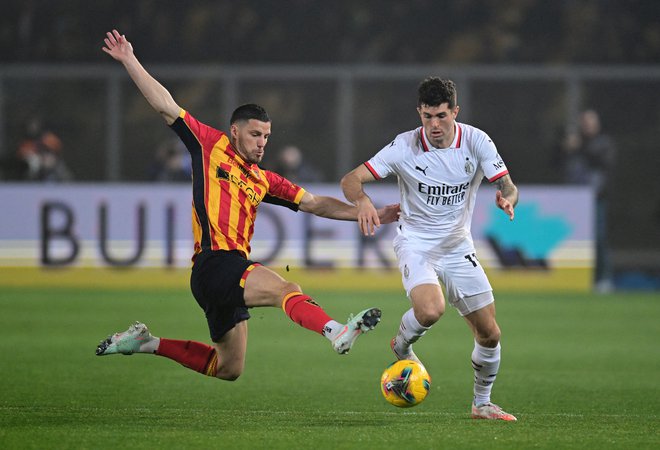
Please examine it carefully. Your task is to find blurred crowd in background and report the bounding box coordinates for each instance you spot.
[0,0,658,273]
[2,0,660,64]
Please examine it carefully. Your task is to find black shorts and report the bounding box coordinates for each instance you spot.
[190,250,260,342]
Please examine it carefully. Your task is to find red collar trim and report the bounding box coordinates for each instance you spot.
[455,124,462,148]
[420,128,430,152]
[420,124,462,151]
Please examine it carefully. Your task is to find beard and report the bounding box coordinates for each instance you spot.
[245,152,263,164]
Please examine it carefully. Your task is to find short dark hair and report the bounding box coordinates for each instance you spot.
[417,77,457,108]
[230,104,270,125]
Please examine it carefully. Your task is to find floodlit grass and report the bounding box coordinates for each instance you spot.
[0,276,658,449]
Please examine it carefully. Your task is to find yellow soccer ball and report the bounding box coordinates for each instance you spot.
[380,359,431,408]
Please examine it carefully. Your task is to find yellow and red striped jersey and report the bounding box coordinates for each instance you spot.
[170,109,305,260]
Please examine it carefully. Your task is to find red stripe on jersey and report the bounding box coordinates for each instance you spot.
[216,162,234,249]
[246,221,255,250]
[488,170,509,183]
[364,161,381,180]
[247,181,259,243]
[234,173,249,251]
[455,124,462,148]
[419,129,430,152]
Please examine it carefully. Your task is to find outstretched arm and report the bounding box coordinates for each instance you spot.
[493,174,518,221]
[298,191,399,235]
[340,164,381,236]
[102,29,180,125]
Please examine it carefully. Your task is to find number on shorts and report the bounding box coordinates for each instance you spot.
[464,253,478,267]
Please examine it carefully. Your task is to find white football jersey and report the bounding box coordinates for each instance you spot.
[365,123,509,249]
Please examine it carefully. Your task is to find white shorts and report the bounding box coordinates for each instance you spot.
[393,231,493,316]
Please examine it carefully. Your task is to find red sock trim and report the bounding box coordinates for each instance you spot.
[283,293,333,335]
[156,338,217,376]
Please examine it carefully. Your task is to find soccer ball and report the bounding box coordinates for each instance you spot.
[380,359,431,408]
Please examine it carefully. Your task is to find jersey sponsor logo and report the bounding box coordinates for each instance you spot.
[226,153,261,181]
[217,166,262,206]
[418,181,470,206]
[493,154,505,170]
[216,166,230,180]
[236,162,257,180]
[415,165,429,176]
[236,164,261,181]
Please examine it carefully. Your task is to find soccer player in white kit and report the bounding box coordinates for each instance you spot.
[341,78,518,421]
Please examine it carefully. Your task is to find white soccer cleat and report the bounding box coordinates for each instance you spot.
[471,402,517,421]
[96,321,153,356]
[390,337,423,365]
[332,307,381,355]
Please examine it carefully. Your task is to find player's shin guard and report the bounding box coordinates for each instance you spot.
[282,291,333,335]
[156,338,218,377]
[472,340,501,405]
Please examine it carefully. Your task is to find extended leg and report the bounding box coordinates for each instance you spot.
[96,321,246,381]
[243,265,381,354]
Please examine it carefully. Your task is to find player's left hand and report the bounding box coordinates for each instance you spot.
[496,190,515,221]
[102,29,134,62]
[377,203,401,225]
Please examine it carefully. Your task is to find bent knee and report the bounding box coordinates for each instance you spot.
[282,281,302,296]
[214,359,245,381]
[215,367,243,381]
[416,304,445,327]
[275,281,304,308]
[217,372,241,382]
[411,285,445,326]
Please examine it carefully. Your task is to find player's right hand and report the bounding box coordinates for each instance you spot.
[377,203,401,226]
[102,29,134,62]
[357,200,380,236]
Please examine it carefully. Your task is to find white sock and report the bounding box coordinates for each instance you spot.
[472,340,501,406]
[322,320,345,341]
[139,337,160,354]
[394,308,430,350]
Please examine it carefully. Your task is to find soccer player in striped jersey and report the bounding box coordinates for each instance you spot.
[341,78,518,421]
[95,30,399,382]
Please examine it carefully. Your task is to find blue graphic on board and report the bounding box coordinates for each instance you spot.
[484,203,571,268]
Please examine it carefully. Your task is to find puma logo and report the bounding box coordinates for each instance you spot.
[415,165,428,176]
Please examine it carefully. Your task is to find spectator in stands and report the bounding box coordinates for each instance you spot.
[148,137,192,182]
[271,145,322,183]
[560,109,616,292]
[16,117,72,182]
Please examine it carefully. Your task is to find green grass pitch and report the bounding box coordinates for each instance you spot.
[0,281,658,449]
